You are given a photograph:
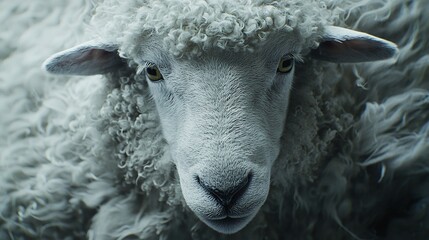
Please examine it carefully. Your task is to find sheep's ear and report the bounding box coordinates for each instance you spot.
[42,40,126,75]
[311,26,398,63]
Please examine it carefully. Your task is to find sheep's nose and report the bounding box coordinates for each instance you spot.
[196,173,252,208]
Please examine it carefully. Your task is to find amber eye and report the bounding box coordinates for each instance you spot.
[277,57,294,73]
[146,65,163,81]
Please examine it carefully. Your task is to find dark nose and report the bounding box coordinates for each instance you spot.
[197,173,252,208]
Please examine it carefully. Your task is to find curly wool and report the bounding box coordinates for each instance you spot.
[99,72,182,206]
[91,0,340,57]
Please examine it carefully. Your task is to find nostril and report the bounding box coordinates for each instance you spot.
[197,172,252,208]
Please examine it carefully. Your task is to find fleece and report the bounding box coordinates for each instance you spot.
[1,0,429,239]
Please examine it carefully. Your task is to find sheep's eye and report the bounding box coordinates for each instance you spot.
[146,66,163,81]
[277,57,294,73]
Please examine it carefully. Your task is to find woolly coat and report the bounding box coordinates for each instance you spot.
[1,0,429,239]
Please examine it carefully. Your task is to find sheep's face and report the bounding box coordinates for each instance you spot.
[137,37,298,233]
[43,25,397,235]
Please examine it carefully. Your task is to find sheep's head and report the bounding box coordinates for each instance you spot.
[43,25,396,234]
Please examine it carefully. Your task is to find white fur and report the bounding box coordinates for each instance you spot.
[1,0,429,239]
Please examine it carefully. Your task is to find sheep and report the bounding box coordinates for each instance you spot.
[1,0,429,239]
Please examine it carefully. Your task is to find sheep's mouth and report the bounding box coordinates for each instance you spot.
[212,216,247,224]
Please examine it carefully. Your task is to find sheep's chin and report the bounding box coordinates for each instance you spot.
[198,212,257,234]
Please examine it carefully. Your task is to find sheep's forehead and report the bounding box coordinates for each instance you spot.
[93,0,336,57]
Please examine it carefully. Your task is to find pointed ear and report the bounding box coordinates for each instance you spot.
[311,26,398,63]
[42,40,126,75]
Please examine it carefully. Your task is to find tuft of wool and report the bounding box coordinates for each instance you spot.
[90,0,341,57]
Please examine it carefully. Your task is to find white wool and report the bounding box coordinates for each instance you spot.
[1,0,429,239]
[90,0,339,57]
